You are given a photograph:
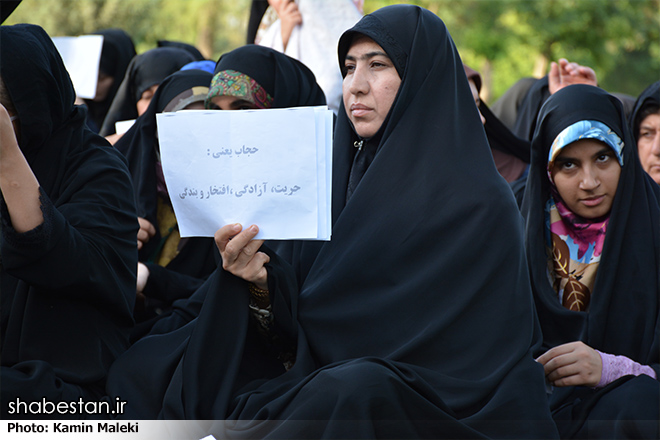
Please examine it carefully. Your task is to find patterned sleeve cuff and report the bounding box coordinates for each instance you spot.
[596,350,657,388]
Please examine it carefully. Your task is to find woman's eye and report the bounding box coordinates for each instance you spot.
[596,154,611,163]
[560,162,575,170]
[344,64,355,73]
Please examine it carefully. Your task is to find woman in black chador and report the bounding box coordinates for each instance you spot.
[83,28,136,133]
[112,68,216,337]
[99,47,195,138]
[522,84,660,438]
[0,24,137,419]
[107,5,558,438]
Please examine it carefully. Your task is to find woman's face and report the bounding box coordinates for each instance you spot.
[209,95,258,111]
[136,84,159,116]
[342,35,401,138]
[550,138,621,219]
[637,111,660,185]
[94,72,114,102]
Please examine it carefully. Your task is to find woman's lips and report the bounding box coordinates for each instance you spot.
[350,104,371,117]
[581,195,604,207]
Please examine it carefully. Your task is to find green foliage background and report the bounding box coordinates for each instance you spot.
[5,0,659,102]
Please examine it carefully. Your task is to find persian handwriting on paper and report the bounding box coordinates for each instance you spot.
[179,183,300,199]
[208,145,259,158]
[156,106,333,240]
[271,185,301,196]
[236,183,268,198]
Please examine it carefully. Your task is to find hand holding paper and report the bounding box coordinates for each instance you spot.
[215,223,269,290]
[156,106,333,240]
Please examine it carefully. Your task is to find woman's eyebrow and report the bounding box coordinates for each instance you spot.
[593,147,613,157]
[230,99,254,109]
[345,51,390,62]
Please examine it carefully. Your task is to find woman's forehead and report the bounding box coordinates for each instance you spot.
[347,35,383,52]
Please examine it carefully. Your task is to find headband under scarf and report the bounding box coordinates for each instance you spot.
[205,70,273,110]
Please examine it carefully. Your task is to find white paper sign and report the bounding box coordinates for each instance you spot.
[52,35,103,99]
[156,106,333,240]
[115,119,136,135]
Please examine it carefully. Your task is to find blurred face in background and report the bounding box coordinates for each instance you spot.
[136,84,158,116]
[637,111,660,184]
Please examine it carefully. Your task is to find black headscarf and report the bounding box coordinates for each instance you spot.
[513,76,552,141]
[521,84,660,368]
[99,47,195,136]
[464,65,531,164]
[83,28,136,133]
[107,6,557,438]
[0,24,137,414]
[212,44,327,109]
[157,39,205,61]
[115,69,212,237]
[630,80,660,144]
[246,0,269,44]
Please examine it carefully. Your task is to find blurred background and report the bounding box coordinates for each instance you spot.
[4,0,659,102]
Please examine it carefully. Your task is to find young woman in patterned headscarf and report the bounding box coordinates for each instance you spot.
[522,84,660,438]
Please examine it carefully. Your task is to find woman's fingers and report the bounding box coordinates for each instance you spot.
[214,224,269,288]
[222,225,259,259]
[215,223,243,253]
[137,217,156,248]
[537,341,602,387]
[216,224,263,267]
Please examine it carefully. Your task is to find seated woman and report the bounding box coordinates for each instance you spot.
[122,44,327,339]
[0,24,137,419]
[112,69,217,338]
[99,46,196,142]
[82,28,136,133]
[106,5,558,438]
[521,84,660,438]
[629,81,660,185]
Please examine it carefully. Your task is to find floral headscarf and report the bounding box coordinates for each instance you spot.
[205,69,273,110]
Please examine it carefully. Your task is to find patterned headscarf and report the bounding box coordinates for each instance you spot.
[545,120,624,311]
[205,69,273,110]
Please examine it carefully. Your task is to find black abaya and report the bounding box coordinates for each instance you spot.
[0,24,137,419]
